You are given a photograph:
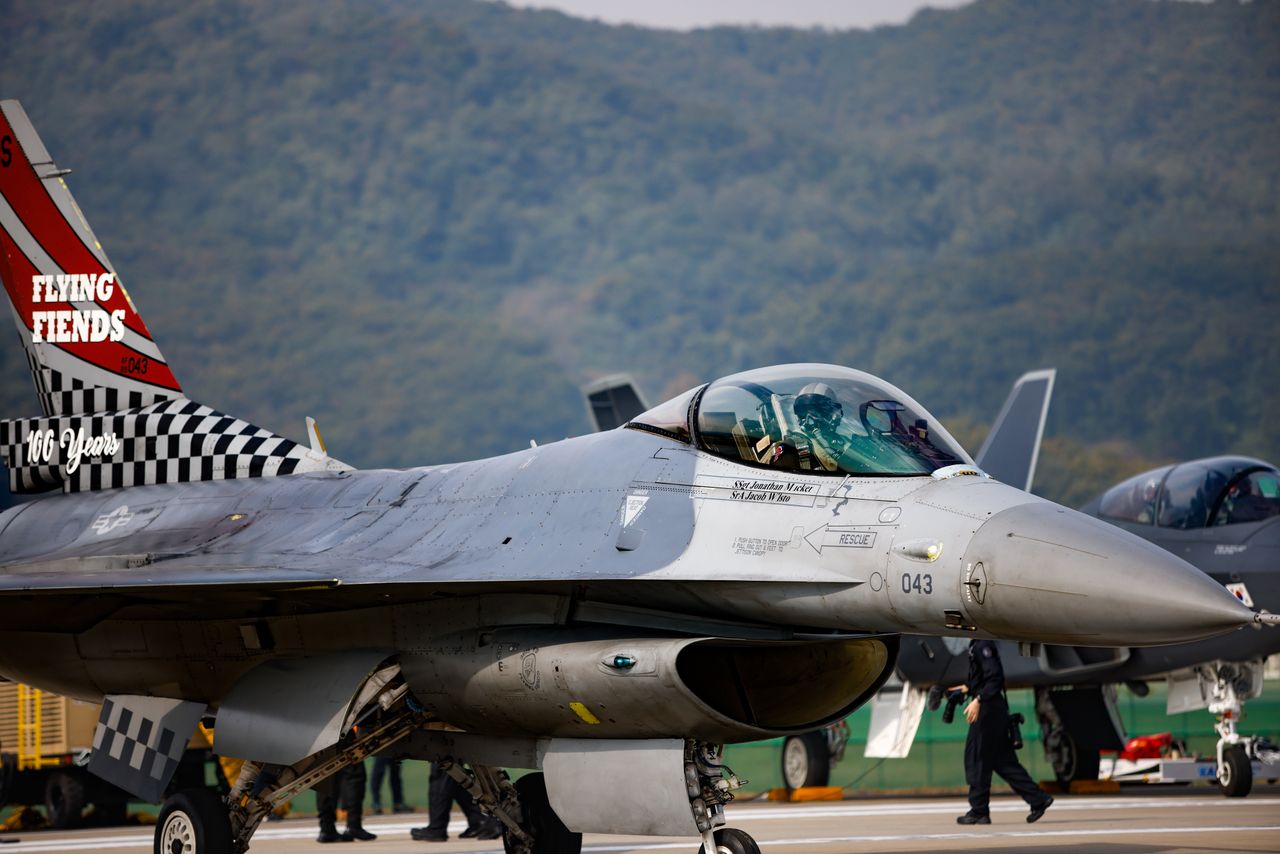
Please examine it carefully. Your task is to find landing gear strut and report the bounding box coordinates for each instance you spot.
[1034,686,1122,785]
[153,689,427,854]
[687,742,754,854]
[1164,660,1279,797]
[1205,662,1261,798]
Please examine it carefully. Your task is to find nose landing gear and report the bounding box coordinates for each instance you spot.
[1205,661,1265,798]
[701,827,761,854]
[687,742,756,854]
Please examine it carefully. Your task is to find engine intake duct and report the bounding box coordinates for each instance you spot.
[401,628,896,742]
[676,637,893,730]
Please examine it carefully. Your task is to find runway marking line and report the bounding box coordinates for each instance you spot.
[729,795,1280,819]
[4,797,1279,851]
[12,830,1280,853]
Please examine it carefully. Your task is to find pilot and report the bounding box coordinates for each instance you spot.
[1136,478,1160,524]
[955,639,1053,826]
[792,382,845,472]
[1219,477,1271,525]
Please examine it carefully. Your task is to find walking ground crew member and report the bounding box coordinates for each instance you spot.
[956,639,1053,825]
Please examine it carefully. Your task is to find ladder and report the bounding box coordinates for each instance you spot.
[15,684,59,771]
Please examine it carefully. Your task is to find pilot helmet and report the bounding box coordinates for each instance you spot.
[795,382,843,433]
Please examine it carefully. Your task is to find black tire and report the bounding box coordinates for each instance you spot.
[781,731,830,790]
[709,827,761,854]
[45,771,86,829]
[1219,745,1252,798]
[154,789,232,854]
[502,773,581,854]
[1046,729,1099,786]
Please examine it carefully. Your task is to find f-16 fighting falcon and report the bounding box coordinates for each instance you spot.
[0,99,1268,854]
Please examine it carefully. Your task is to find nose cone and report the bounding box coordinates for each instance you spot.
[963,502,1253,646]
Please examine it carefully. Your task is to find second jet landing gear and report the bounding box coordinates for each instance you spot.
[1035,662,1280,797]
[1034,686,1125,786]
[779,721,849,790]
[1169,659,1280,797]
[1188,660,1280,797]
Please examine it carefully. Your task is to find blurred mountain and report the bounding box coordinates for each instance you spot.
[1,0,1276,503]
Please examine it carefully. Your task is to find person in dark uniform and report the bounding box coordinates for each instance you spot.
[316,762,376,842]
[409,763,502,842]
[956,639,1053,825]
[369,756,411,814]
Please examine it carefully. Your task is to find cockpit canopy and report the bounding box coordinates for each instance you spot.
[1096,456,1280,529]
[628,364,971,477]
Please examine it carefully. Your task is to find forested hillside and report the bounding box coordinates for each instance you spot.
[2,0,1276,505]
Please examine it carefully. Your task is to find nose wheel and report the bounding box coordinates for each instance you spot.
[1218,744,1252,798]
[1207,661,1262,798]
[699,827,760,854]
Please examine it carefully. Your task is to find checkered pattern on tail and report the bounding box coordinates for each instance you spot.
[33,364,176,418]
[0,396,339,495]
[87,696,206,803]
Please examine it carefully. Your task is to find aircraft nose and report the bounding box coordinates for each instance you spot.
[961,501,1254,645]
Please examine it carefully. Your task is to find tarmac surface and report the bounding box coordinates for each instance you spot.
[2,790,1278,854]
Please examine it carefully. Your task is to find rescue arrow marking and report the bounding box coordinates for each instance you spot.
[804,524,878,554]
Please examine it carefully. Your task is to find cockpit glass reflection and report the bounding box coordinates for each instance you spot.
[691,365,967,476]
[1100,458,1280,529]
[1098,466,1173,524]
[1212,469,1280,526]
[628,385,702,443]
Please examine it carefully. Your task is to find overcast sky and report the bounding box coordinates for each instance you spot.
[499,0,977,30]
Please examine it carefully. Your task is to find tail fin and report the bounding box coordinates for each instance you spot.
[0,100,349,495]
[582,374,648,432]
[0,99,182,417]
[975,368,1056,492]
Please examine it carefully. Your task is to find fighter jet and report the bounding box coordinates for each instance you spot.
[859,377,1280,798]
[0,100,1264,854]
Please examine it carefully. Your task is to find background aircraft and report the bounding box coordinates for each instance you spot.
[785,376,1280,798]
[0,100,1260,854]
